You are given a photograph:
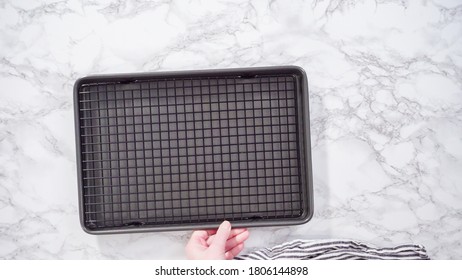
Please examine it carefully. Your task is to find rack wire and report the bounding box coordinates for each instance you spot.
[77,73,305,230]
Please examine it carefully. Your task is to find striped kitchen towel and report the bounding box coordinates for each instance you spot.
[235,239,429,260]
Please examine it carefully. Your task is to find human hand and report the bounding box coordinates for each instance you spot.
[185,221,250,260]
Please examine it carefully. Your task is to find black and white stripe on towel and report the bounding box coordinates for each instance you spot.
[235,239,429,260]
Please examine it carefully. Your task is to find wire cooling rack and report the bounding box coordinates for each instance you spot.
[75,67,313,233]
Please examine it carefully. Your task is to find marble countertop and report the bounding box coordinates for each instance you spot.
[1,0,461,259]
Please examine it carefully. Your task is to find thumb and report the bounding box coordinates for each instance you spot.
[209,221,231,252]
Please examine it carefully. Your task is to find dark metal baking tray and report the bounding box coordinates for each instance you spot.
[74,66,313,234]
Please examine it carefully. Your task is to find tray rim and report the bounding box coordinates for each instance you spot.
[74,65,313,234]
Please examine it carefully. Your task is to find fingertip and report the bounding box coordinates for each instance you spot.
[209,220,232,251]
[239,229,250,241]
[221,220,231,230]
[225,243,244,260]
[190,230,208,240]
[230,228,247,235]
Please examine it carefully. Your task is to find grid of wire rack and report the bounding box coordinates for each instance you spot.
[77,74,304,229]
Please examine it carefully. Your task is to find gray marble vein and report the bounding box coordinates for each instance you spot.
[1,0,461,259]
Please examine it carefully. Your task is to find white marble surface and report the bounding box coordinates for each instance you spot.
[1,0,461,259]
